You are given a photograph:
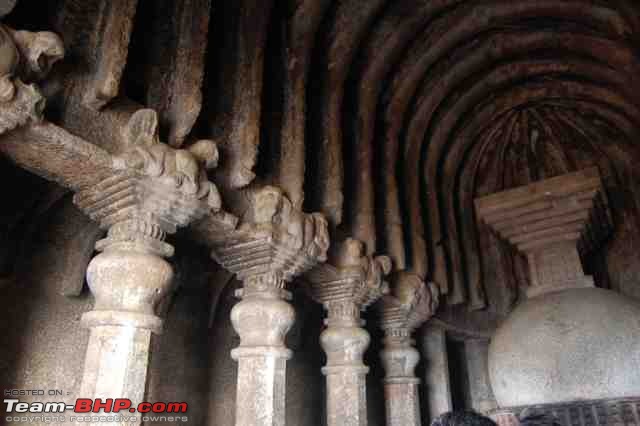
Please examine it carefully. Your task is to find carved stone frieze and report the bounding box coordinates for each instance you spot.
[0,23,63,134]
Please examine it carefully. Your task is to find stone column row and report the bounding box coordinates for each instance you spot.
[0,21,443,426]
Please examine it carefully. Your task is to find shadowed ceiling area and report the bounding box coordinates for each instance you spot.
[7,0,640,333]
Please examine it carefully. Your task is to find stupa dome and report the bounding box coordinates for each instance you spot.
[489,287,640,407]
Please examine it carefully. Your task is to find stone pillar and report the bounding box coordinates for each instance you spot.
[78,221,173,412]
[210,186,329,426]
[465,339,497,413]
[307,238,392,426]
[379,273,440,426]
[421,325,453,421]
[71,109,232,425]
[231,272,294,426]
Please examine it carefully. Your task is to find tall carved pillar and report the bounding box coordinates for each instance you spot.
[209,187,329,426]
[379,273,439,426]
[307,239,392,426]
[72,109,230,424]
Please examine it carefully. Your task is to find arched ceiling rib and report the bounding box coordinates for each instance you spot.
[21,0,640,329]
[297,0,640,320]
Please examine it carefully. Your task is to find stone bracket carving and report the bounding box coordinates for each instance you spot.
[0,23,64,134]
[73,109,232,257]
[380,272,440,381]
[209,185,329,287]
[307,238,392,321]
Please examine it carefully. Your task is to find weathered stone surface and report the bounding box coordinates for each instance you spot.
[69,109,231,426]
[421,325,453,421]
[307,238,391,426]
[82,0,138,111]
[0,23,63,133]
[379,273,439,426]
[489,287,640,407]
[208,186,328,426]
[476,170,640,408]
[465,339,497,413]
[5,1,640,424]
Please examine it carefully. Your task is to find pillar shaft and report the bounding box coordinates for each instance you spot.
[381,333,422,426]
[384,380,421,426]
[77,225,173,426]
[78,325,152,405]
[322,301,370,426]
[465,339,497,413]
[230,273,295,426]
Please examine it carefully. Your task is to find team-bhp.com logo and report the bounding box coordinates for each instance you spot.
[4,398,189,423]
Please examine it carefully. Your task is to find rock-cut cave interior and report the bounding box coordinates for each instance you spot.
[1,0,640,425]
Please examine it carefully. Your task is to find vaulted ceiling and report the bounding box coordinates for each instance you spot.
[6,0,640,331]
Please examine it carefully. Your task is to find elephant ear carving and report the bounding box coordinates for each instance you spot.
[126,109,159,148]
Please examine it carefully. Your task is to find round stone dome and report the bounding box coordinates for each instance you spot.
[489,287,640,407]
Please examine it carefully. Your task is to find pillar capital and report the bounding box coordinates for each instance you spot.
[0,23,64,134]
[72,108,234,329]
[210,185,330,287]
[307,238,391,323]
[74,109,233,254]
[380,272,440,338]
[475,167,611,298]
[380,273,439,381]
[208,186,328,426]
